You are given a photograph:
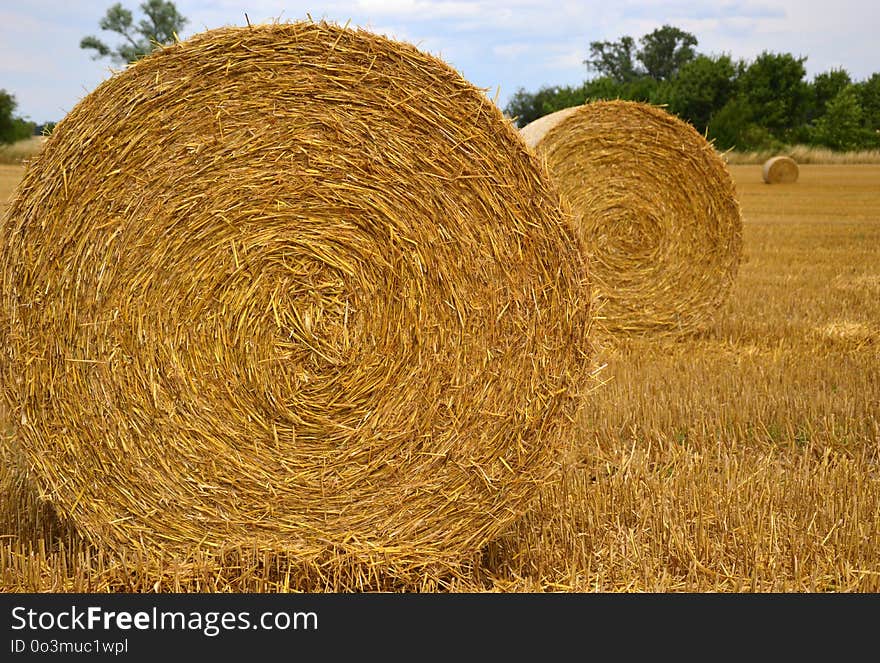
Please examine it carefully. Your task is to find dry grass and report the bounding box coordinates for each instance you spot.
[521,101,742,338]
[0,165,23,217]
[724,144,880,165]
[0,136,46,165]
[0,22,596,583]
[1,167,878,590]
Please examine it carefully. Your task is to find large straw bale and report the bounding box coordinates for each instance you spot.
[521,101,742,337]
[0,22,595,573]
[762,155,799,183]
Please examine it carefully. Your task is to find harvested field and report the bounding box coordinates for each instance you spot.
[1,157,879,591]
[0,166,22,216]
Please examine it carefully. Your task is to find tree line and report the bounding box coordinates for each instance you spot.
[505,25,880,152]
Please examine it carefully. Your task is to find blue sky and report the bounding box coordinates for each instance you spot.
[1,0,878,124]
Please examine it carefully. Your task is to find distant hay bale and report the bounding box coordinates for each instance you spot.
[521,101,743,337]
[762,156,799,183]
[0,22,595,574]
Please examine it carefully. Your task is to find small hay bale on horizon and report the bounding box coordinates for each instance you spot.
[762,155,799,183]
[520,100,743,338]
[0,21,596,579]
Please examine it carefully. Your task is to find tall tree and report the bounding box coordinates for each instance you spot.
[0,90,35,144]
[810,68,852,121]
[0,90,16,143]
[855,73,880,132]
[637,25,698,81]
[80,0,188,64]
[664,54,737,132]
[737,51,809,140]
[706,97,759,150]
[811,85,866,150]
[584,35,639,83]
[586,25,698,84]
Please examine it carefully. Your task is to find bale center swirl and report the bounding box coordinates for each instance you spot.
[0,22,594,568]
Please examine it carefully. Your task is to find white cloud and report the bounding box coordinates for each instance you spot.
[546,46,589,70]
[1,0,877,120]
[359,23,414,42]
[493,42,532,58]
[354,0,481,20]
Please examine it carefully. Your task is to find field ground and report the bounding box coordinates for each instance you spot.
[1,164,879,591]
[0,165,23,215]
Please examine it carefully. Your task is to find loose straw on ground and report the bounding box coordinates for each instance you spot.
[762,155,799,183]
[521,101,743,337]
[0,21,595,578]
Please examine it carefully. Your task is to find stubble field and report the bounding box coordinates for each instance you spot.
[1,163,878,592]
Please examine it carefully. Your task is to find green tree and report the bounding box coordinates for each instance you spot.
[80,0,187,64]
[707,97,754,150]
[737,51,809,141]
[665,54,737,132]
[504,85,588,127]
[0,90,15,143]
[581,75,660,104]
[855,73,880,132]
[637,25,698,81]
[811,85,868,150]
[580,76,623,101]
[0,90,35,144]
[809,68,852,121]
[585,25,697,84]
[585,35,640,83]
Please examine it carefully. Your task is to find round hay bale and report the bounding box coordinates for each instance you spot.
[762,155,799,183]
[0,22,595,572]
[520,100,743,337]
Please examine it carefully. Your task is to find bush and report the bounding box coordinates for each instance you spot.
[811,85,870,150]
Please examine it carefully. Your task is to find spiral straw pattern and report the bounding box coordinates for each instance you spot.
[0,22,595,573]
[521,101,742,337]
